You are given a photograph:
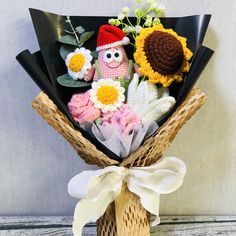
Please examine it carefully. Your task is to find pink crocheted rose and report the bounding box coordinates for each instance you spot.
[102,104,141,135]
[68,91,101,124]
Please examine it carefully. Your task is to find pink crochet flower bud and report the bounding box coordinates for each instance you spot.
[68,92,101,124]
[102,104,141,135]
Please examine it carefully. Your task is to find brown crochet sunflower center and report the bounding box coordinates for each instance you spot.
[143,31,184,75]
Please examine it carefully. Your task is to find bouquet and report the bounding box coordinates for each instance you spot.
[16,1,214,235]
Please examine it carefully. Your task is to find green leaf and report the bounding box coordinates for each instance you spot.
[60,45,76,60]
[58,35,79,46]
[79,31,94,46]
[57,74,92,88]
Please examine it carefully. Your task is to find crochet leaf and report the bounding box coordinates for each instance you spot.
[60,45,76,60]
[79,31,95,46]
[147,82,158,103]
[133,80,149,114]
[140,97,176,125]
[57,74,91,88]
[58,35,78,46]
[127,73,139,108]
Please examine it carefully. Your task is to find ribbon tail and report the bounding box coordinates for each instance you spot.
[73,190,120,236]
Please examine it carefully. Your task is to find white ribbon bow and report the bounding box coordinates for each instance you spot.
[68,157,186,236]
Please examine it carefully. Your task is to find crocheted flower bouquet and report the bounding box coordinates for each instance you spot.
[16,1,214,235]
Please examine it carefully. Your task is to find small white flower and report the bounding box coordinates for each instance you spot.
[123,26,135,33]
[135,25,142,34]
[122,6,130,16]
[118,13,125,20]
[146,14,152,20]
[65,47,92,80]
[89,79,125,113]
[123,26,129,33]
[152,17,160,26]
[144,19,152,27]
[108,18,116,25]
[158,3,166,11]
[135,8,142,17]
[115,19,121,26]
[147,0,155,5]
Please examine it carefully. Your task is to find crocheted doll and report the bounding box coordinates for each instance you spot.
[68,25,139,124]
[85,24,139,87]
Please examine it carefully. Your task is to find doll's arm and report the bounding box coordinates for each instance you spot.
[84,64,96,81]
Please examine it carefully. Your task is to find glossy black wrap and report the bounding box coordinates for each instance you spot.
[16,9,214,160]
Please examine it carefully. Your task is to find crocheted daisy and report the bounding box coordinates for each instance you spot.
[89,79,125,113]
[65,47,92,80]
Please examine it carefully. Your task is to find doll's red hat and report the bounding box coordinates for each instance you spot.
[96,24,130,51]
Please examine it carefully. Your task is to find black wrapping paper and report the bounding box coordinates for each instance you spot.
[16,9,214,160]
[16,50,121,160]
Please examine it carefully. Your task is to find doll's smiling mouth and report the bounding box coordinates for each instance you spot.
[106,62,122,69]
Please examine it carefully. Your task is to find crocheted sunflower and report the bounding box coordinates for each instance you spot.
[134,24,193,87]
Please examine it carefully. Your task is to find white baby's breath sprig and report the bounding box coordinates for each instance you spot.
[108,18,116,26]
[135,8,142,18]
[135,25,142,34]
[147,0,155,5]
[152,17,161,26]
[107,0,165,46]
[122,6,130,16]
[144,19,152,27]
[115,19,121,26]
[158,3,166,11]
[118,13,125,20]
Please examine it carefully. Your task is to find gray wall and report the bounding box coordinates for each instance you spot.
[0,0,235,216]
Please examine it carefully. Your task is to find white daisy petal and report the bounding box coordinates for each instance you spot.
[89,79,125,113]
[65,47,92,80]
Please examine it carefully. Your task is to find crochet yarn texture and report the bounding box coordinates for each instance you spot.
[144,31,184,75]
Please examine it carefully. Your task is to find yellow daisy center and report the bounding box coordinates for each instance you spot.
[96,85,119,105]
[68,54,85,72]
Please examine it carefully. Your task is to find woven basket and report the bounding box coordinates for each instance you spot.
[32,88,206,236]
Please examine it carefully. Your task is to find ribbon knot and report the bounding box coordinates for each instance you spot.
[68,157,186,236]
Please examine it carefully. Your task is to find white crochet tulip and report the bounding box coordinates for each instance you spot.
[157,86,169,98]
[133,80,149,114]
[140,97,176,125]
[127,74,176,126]
[148,82,158,103]
[127,73,139,108]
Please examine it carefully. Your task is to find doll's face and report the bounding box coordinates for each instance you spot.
[98,46,128,69]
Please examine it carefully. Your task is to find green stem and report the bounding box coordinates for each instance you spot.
[67,20,80,45]
[141,75,147,81]
[126,16,134,27]
[129,42,136,47]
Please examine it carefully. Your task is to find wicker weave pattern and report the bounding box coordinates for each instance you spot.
[121,88,206,167]
[32,93,118,167]
[97,185,150,236]
[31,88,206,236]
[97,203,117,236]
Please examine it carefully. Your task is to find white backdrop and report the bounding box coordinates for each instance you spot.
[0,0,235,216]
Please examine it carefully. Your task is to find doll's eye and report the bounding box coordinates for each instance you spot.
[104,51,114,63]
[113,50,123,62]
